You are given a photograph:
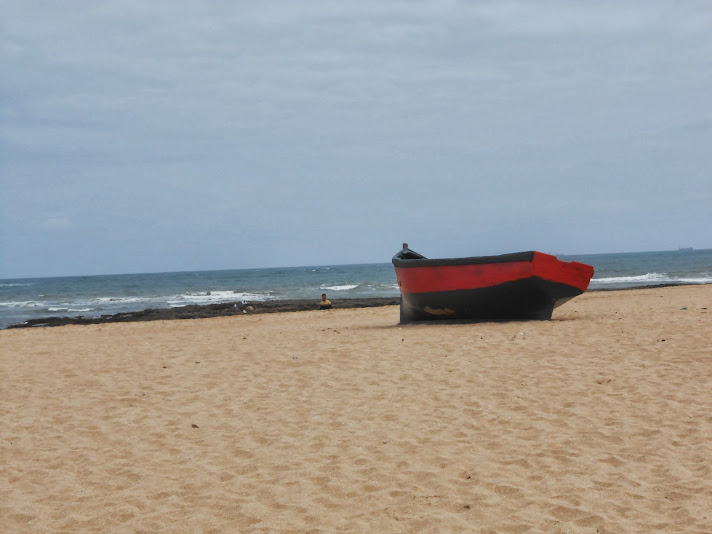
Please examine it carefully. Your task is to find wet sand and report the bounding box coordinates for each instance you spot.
[2,285,711,532]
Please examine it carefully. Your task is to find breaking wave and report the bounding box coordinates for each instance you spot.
[320,284,359,291]
[592,272,712,286]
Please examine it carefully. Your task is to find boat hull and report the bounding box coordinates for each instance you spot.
[393,250,593,324]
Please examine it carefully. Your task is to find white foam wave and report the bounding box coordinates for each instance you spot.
[0,300,45,308]
[0,282,33,287]
[2,290,277,313]
[168,291,272,306]
[320,284,358,291]
[593,273,712,285]
[593,273,667,284]
[95,296,152,304]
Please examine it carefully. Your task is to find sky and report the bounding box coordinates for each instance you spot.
[1,1,711,278]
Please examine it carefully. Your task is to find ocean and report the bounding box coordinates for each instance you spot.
[1,249,711,329]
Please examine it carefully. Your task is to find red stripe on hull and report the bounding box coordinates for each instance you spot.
[395,252,593,294]
[531,252,593,292]
[396,261,533,294]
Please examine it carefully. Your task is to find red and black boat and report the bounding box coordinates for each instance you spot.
[392,248,594,324]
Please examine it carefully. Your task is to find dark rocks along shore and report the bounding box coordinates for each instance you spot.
[8,298,401,329]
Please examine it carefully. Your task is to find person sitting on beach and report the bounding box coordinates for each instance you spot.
[320,294,332,310]
[402,242,409,249]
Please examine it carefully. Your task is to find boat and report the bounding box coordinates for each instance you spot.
[392,247,594,324]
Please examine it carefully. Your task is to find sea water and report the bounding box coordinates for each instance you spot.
[1,249,711,329]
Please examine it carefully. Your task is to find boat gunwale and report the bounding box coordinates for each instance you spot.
[392,250,536,268]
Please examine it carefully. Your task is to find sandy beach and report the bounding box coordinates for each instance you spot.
[2,285,711,533]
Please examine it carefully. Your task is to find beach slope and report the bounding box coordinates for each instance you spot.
[2,285,711,532]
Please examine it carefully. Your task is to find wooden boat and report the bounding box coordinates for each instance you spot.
[392,248,594,324]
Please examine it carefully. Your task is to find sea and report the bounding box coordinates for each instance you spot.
[1,249,711,329]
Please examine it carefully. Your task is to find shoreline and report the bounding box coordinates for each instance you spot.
[6,282,707,329]
[6,297,401,329]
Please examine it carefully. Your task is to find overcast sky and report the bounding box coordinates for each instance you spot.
[2,1,711,278]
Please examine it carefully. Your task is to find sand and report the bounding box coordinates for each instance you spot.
[2,285,711,533]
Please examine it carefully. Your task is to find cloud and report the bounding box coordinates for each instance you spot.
[4,1,709,158]
[1,0,711,276]
[39,217,72,230]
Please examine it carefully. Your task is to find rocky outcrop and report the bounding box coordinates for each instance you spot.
[7,298,400,329]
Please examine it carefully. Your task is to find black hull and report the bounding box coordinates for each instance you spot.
[399,277,583,324]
